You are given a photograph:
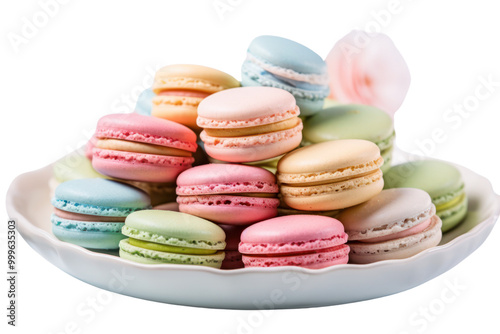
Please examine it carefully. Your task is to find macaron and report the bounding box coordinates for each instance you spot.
[176,164,280,225]
[92,113,197,183]
[277,139,384,211]
[239,215,349,269]
[241,35,329,116]
[134,87,155,115]
[338,188,443,264]
[50,151,106,199]
[51,178,151,249]
[219,224,246,269]
[119,210,226,268]
[197,87,303,163]
[383,160,468,232]
[303,104,395,172]
[152,64,240,130]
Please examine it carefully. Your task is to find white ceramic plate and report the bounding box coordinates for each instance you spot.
[6,151,500,309]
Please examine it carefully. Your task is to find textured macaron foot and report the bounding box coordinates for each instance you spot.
[176,164,280,224]
[239,215,350,269]
[197,87,303,163]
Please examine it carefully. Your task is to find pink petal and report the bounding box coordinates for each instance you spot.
[325,30,411,117]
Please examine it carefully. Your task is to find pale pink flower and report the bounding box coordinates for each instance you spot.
[325,30,410,117]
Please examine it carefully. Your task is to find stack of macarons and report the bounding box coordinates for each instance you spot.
[48,33,468,270]
[383,160,467,232]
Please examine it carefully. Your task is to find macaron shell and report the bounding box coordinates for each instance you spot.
[383,160,464,204]
[52,152,105,183]
[95,113,197,152]
[303,104,394,147]
[176,163,278,195]
[92,148,193,183]
[277,139,381,177]
[153,64,240,94]
[280,170,384,211]
[119,239,224,268]
[200,124,302,163]
[52,178,151,215]
[348,215,442,264]
[242,244,349,269]
[239,215,348,254]
[177,195,279,225]
[51,215,125,250]
[197,87,297,123]
[246,35,327,75]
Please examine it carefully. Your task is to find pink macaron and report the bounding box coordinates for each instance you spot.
[239,215,350,269]
[92,113,197,183]
[176,163,280,225]
[219,224,246,269]
[197,87,303,162]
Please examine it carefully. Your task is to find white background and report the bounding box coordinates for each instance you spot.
[2,0,500,333]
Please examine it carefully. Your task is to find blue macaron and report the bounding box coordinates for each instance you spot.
[241,35,329,116]
[134,87,155,115]
[51,178,151,249]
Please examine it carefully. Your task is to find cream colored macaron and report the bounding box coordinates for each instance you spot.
[277,139,384,211]
[152,64,240,130]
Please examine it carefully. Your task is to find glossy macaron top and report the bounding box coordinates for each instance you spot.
[122,210,226,250]
[95,113,197,152]
[197,87,299,126]
[303,104,394,148]
[176,164,278,195]
[383,160,464,204]
[239,215,348,254]
[278,139,382,182]
[338,188,435,241]
[153,64,240,94]
[52,178,151,216]
[247,35,327,75]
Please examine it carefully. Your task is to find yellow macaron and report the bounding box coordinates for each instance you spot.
[277,139,384,211]
[152,64,240,130]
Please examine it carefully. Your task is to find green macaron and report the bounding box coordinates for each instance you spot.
[302,104,395,173]
[119,210,226,268]
[383,160,467,232]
